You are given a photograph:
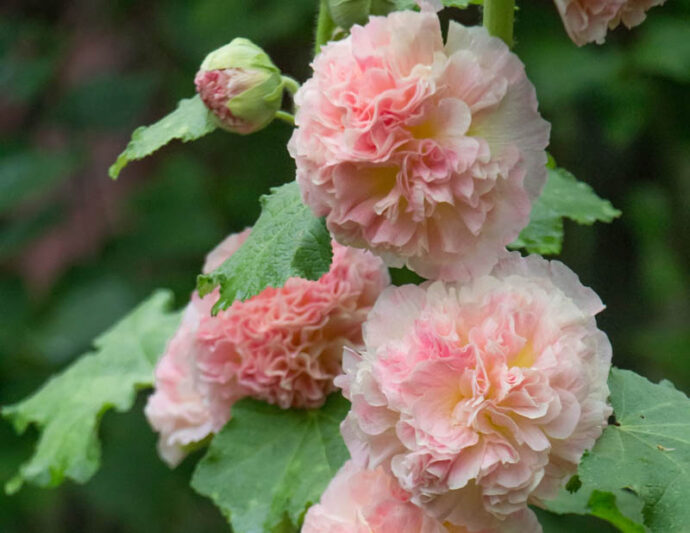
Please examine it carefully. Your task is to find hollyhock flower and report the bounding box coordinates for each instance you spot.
[288,10,550,281]
[145,231,389,466]
[302,461,540,533]
[337,253,612,531]
[554,0,665,46]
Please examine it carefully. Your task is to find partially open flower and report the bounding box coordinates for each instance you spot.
[554,0,665,46]
[337,253,612,531]
[195,38,284,134]
[145,231,389,466]
[303,461,541,533]
[288,10,550,281]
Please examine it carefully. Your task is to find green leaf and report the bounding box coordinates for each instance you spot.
[196,181,333,313]
[546,368,690,533]
[511,167,621,255]
[3,290,181,494]
[109,95,216,179]
[191,394,350,533]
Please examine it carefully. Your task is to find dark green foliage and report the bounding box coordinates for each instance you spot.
[0,150,77,215]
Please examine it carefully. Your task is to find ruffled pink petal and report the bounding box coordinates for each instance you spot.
[554,0,665,46]
[146,232,390,466]
[339,254,611,528]
[289,12,550,281]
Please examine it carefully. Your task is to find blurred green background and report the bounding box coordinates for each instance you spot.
[0,0,688,531]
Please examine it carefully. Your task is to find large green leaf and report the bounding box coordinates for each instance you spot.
[511,167,621,255]
[196,181,333,313]
[191,394,350,533]
[546,368,690,533]
[109,95,216,179]
[3,290,181,494]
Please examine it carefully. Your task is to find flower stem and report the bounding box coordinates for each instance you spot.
[281,76,301,96]
[482,0,515,48]
[275,110,296,126]
[314,0,336,55]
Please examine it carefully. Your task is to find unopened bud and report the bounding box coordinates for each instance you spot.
[327,0,397,30]
[195,38,284,135]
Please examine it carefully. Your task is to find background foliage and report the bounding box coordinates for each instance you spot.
[0,0,688,531]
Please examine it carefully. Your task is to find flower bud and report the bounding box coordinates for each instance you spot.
[327,0,397,29]
[194,38,284,135]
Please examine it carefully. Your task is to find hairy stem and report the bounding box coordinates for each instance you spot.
[314,0,336,55]
[482,0,515,48]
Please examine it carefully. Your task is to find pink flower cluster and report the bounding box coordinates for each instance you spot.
[145,230,389,466]
[336,253,612,532]
[554,0,665,45]
[288,9,550,281]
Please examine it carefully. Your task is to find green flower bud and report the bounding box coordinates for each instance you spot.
[195,38,284,134]
[327,0,397,30]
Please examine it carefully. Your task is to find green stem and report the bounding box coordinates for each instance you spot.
[281,76,300,96]
[314,0,336,55]
[482,0,515,48]
[275,110,296,125]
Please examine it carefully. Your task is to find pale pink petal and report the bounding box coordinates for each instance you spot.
[302,461,450,533]
[289,12,549,281]
[553,0,665,46]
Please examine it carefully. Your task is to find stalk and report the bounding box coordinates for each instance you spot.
[482,0,515,48]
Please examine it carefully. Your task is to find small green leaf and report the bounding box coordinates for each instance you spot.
[511,167,621,255]
[191,394,350,533]
[109,95,216,179]
[545,368,690,533]
[196,181,333,313]
[3,290,181,493]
